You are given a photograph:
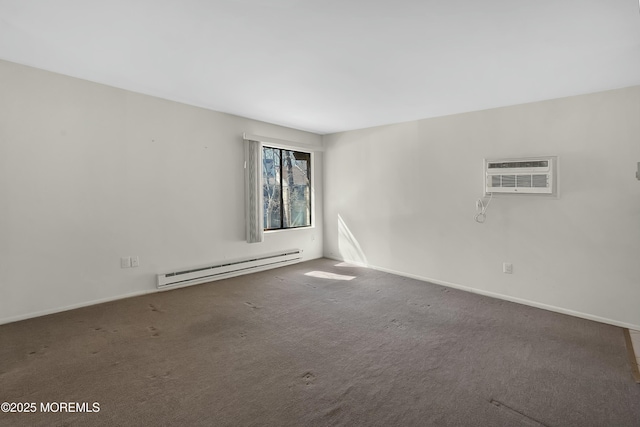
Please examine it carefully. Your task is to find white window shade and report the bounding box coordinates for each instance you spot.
[244,139,264,243]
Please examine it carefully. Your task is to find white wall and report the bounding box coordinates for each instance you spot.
[0,59,323,324]
[3,58,639,330]
[323,86,640,329]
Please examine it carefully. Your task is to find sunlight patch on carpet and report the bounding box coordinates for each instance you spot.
[304,271,356,281]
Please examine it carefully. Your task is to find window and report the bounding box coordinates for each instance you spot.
[262,146,311,230]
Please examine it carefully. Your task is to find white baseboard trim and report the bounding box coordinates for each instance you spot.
[0,289,156,326]
[326,255,640,331]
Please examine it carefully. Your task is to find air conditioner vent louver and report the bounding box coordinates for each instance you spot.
[532,174,548,188]
[501,175,516,187]
[485,156,557,196]
[488,160,549,169]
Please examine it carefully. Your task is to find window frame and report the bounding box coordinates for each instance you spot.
[262,146,312,232]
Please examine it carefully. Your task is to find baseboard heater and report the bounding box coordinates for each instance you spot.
[156,249,303,291]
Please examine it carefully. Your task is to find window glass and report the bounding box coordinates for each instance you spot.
[263,147,311,230]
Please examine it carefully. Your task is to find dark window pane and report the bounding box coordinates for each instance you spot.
[282,150,311,228]
[263,147,281,229]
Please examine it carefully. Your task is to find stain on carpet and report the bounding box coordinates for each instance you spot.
[302,372,316,386]
[388,318,407,330]
[244,302,261,310]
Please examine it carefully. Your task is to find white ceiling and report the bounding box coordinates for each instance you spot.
[1,0,639,134]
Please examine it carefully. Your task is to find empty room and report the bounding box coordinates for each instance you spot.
[1,1,640,426]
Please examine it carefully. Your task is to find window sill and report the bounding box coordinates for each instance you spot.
[264,226,314,234]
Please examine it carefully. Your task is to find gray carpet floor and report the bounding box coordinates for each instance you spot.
[1,258,639,426]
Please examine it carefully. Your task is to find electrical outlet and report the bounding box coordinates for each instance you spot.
[503,263,513,274]
[131,256,139,268]
[120,257,131,268]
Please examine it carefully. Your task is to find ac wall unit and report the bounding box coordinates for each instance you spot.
[484,156,558,196]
